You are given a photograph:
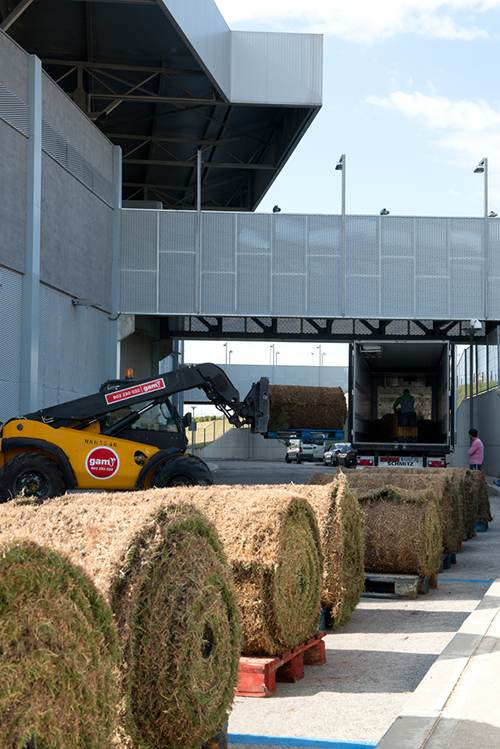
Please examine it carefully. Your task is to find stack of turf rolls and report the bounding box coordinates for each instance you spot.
[339,469,463,555]
[299,473,365,627]
[178,486,323,656]
[0,492,240,749]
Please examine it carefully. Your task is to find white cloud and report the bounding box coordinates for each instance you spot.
[367,90,500,201]
[366,91,500,131]
[215,0,496,42]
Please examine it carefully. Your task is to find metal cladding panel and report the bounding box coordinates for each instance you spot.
[346,216,378,275]
[122,210,158,271]
[202,213,236,272]
[347,275,379,318]
[237,254,271,315]
[158,253,196,313]
[161,0,231,98]
[201,272,235,314]
[381,217,414,257]
[121,271,157,313]
[308,256,342,316]
[416,277,449,319]
[231,31,323,106]
[381,258,414,317]
[273,274,306,316]
[488,222,500,318]
[39,284,111,409]
[120,210,498,320]
[238,213,272,255]
[273,214,307,274]
[159,210,197,253]
[0,267,22,421]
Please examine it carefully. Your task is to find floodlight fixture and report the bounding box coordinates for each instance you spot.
[335,154,345,171]
[272,205,281,213]
[379,208,390,215]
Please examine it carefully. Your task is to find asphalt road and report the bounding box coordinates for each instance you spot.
[208,459,334,485]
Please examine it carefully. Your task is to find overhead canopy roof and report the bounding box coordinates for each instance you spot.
[1,0,323,210]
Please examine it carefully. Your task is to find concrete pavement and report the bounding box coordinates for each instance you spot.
[227,485,500,749]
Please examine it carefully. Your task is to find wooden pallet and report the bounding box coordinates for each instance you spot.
[362,572,437,599]
[441,552,457,570]
[235,633,326,697]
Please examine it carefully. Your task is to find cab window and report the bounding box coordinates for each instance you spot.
[103,402,179,433]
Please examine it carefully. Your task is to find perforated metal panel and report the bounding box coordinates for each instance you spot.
[39,285,111,408]
[42,120,114,206]
[0,81,29,137]
[0,268,22,420]
[119,210,498,320]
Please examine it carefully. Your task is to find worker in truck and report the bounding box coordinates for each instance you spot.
[393,388,416,427]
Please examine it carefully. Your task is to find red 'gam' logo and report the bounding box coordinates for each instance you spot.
[85,447,120,480]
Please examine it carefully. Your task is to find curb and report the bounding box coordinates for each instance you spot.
[376,579,500,748]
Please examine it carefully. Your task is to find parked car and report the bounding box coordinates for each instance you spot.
[285,439,326,464]
[323,442,357,468]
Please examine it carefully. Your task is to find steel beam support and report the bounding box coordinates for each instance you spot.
[42,59,205,78]
[1,0,36,31]
[108,145,122,379]
[20,55,42,413]
[124,158,277,171]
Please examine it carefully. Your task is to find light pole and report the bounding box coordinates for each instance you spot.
[335,154,347,314]
[223,342,228,364]
[474,158,488,218]
[228,349,233,364]
[269,343,275,365]
[316,344,322,366]
[322,352,326,367]
[275,351,280,365]
[335,154,346,218]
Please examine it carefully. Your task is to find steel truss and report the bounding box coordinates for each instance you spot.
[156,316,496,343]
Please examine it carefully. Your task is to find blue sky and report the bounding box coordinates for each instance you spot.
[216,0,500,217]
[186,2,499,375]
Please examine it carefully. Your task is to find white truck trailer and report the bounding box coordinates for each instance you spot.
[348,341,454,468]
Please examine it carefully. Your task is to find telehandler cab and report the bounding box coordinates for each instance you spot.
[0,364,269,502]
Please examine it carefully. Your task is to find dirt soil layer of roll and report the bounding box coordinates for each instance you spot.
[268,384,346,430]
[174,486,323,657]
[299,474,365,627]
[356,486,443,578]
[0,542,119,749]
[0,494,240,749]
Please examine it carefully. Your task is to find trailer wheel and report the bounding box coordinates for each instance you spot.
[152,455,214,487]
[0,452,66,503]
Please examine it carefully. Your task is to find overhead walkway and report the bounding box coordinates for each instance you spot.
[120,209,500,341]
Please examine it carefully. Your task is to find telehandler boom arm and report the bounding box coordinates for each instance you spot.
[26,364,269,433]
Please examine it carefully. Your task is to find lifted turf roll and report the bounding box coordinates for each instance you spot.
[0,542,119,749]
[268,384,346,430]
[302,474,365,626]
[0,495,240,749]
[183,487,323,656]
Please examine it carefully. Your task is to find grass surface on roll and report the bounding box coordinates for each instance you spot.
[0,494,240,749]
[301,474,364,627]
[178,486,323,656]
[0,542,119,749]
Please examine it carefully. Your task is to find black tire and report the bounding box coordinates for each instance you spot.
[151,454,213,487]
[0,452,66,503]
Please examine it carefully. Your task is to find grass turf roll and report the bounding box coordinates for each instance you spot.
[339,469,462,555]
[356,486,443,578]
[300,474,364,627]
[0,494,240,749]
[0,542,119,749]
[268,384,346,430]
[178,486,323,656]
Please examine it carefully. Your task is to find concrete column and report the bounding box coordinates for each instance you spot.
[108,144,122,378]
[19,55,42,413]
